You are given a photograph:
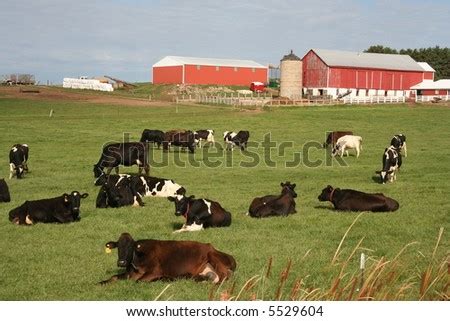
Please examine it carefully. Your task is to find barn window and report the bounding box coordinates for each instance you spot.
[196,65,201,70]
[234,67,238,72]
[215,66,220,71]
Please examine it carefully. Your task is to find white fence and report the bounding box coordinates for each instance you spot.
[62,78,114,92]
[343,96,406,104]
[415,95,450,102]
[176,93,272,106]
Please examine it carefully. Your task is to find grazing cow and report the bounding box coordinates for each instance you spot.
[323,131,353,148]
[96,175,144,208]
[167,194,232,232]
[9,144,29,179]
[163,130,196,153]
[140,129,165,149]
[318,185,399,212]
[93,142,150,178]
[95,173,185,197]
[100,232,236,284]
[332,135,363,157]
[9,191,89,225]
[376,146,402,184]
[223,130,250,150]
[390,134,407,157]
[0,179,11,202]
[248,182,297,218]
[194,129,215,147]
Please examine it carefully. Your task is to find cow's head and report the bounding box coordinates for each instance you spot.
[15,165,25,179]
[94,172,107,186]
[375,170,392,184]
[168,193,195,217]
[318,185,334,201]
[105,233,135,268]
[280,181,297,198]
[104,177,132,207]
[331,143,341,157]
[93,164,104,178]
[63,191,89,220]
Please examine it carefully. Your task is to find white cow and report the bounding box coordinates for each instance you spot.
[332,135,363,157]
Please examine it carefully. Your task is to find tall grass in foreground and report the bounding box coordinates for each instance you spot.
[208,222,448,301]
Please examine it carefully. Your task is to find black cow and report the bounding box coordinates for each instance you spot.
[167,194,232,232]
[390,134,407,157]
[96,175,144,208]
[9,191,89,225]
[223,130,250,150]
[0,179,11,202]
[100,232,236,284]
[194,129,215,147]
[376,146,402,184]
[9,144,29,179]
[318,185,399,212]
[140,129,165,149]
[248,182,297,218]
[323,131,353,148]
[163,130,196,153]
[93,142,150,178]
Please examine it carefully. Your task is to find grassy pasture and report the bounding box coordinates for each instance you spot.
[0,96,448,300]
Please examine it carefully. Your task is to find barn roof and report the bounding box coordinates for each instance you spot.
[417,62,435,72]
[153,56,267,68]
[410,79,450,90]
[306,49,425,72]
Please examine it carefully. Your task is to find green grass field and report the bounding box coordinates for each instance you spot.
[0,95,448,300]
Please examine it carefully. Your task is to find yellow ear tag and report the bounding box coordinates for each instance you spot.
[105,247,112,254]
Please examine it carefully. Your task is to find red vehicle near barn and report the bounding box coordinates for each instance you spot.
[250,81,266,93]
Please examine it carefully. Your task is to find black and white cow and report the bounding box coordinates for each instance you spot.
[376,146,402,184]
[140,129,165,149]
[390,134,407,157]
[96,175,144,208]
[9,144,29,179]
[167,193,232,233]
[194,129,215,147]
[0,178,11,202]
[163,130,196,153]
[93,142,150,178]
[95,173,185,198]
[223,130,250,150]
[9,191,88,225]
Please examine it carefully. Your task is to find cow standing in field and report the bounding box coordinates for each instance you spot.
[332,135,363,157]
[318,185,399,212]
[9,144,29,179]
[223,130,250,150]
[0,179,11,202]
[93,142,150,178]
[376,146,402,184]
[391,134,407,157]
[194,129,215,147]
[140,129,165,149]
[247,182,297,218]
[99,232,236,284]
[167,193,232,233]
[9,191,89,225]
[323,131,353,148]
[163,130,196,153]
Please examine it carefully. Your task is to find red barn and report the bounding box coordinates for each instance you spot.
[411,79,450,101]
[152,56,268,86]
[302,49,434,98]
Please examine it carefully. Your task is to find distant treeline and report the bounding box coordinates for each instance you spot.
[364,45,450,80]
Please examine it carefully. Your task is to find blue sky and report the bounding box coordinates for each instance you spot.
[1,0,449,83]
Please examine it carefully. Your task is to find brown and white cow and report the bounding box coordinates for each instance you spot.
[99,233,236,284]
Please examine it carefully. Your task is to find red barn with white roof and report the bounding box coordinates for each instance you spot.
[302,49,435,98]
[152,56,268,86]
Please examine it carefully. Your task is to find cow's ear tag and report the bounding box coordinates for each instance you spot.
[105,247,112,254]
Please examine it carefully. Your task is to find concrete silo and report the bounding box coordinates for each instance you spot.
[279,50,302,99]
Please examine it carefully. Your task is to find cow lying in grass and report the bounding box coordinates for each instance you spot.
[167,193,232,233]
[100,232,236,284]
[247,182,297,218]
[318,185,399,212]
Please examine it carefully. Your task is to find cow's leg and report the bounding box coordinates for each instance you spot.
[403,143,407,157]
[198,263,220,283]
[106,167,113,175]
[356,146,360,158]
[143,164,150,176]
[136,272,162,282]
[99,272,130,285]
[114,167,119,174]
[9,164,15,179]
